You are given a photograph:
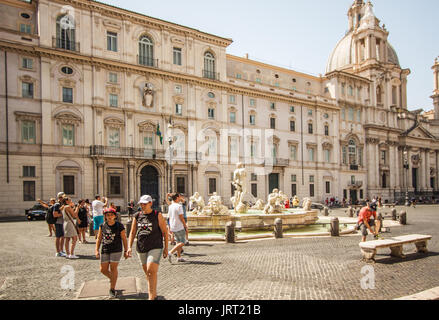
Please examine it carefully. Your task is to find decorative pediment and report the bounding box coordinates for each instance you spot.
[14,111,41,122]
[59,78,76,88]
[104,117,124,128]
[138,120,156,132]
[288,140,299,146]
[55,112,82,125]
[407,126,435,139]
[173,95,185,104]
[322,142,333,150]
[170,36,185,45]
[103,19,122,30]
[267,135,280,145]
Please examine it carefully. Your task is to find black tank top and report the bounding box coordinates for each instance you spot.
[135,210,163,253]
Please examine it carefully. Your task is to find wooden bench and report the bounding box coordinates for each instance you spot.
[359,234,432,262]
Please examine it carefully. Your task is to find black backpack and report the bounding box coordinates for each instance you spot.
[46,205,57,224]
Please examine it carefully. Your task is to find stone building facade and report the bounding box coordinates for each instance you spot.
[0,0,438,216]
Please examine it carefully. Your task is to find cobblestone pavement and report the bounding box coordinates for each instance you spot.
[0,205,438,300]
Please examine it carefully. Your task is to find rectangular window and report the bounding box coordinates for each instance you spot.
[309,175,314,183]
[173,47,182,65]
[236,74,242,79]
[109,175,121,195]
[20,23,31,34]
[230,137,238,158]
[229,95,236,104]
[270,102,275,110]
[251,173,257,181]
[22,82,33,98]
[22,58,33,69]
[348,107,354,121]
[108,128,120,147]
[63,175,75,195]
[107,32,118,52]
[62,124,74,146]
[251,183,257,198]
[291,184,297,197]
[308,148,314,161]
[324,125,329,136]
[343,189,347,200]
[290,121,295,132]
[308,109,313,116]
[290,106,295,113]
[270,118,276,129]
[341,108,345,120]
[380,150,386,164]
[208,178,217,194]
[324,149,330,163]
[308,123,313,134]
[23,181,35,201]
[208,108,215,119]
[290,145,297,160]
[21,121,35,144]
[291,174,297,182]
[176,177,186,194]
[175,85,182,94]
[358,148,363,166]
[357,109,361,122]
[109,94,118,107]
[249,114,256,125]
[325,181,330,194]
[342,146,347,165]
[230,112,236,123]
[62,87,73,103]
[175,104,182,115]
[360,189,364,199]
[23,166,35,177]
[143,134,153,149]
[249,98,256,107]
[109,72,118,83]
[309,184,315,197]
[250,142,256,157]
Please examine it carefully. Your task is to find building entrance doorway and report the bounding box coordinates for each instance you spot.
[412,168,418,192]
[140,166,160,209]
[350,189,358,204]
[269,173,279,193]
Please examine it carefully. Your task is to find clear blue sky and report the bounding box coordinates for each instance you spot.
[100,0,439,111]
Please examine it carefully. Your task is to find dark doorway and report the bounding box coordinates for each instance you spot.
[269,173,279,193]
[412,168,418,192]
[140,166,160,209]
[350,189,358,204]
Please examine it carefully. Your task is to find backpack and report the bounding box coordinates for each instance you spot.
[46,205,57,224]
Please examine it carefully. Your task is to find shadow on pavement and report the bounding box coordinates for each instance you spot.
[375,251,439,265]
[117,293,166,300]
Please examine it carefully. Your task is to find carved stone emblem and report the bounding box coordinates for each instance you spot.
[142,83,154,108]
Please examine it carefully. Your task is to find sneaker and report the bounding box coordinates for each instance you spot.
[109,289,117,298]
[177,257,186,263]
[55,252,63,257]
[59,251,67,257]
[69,255,79,259]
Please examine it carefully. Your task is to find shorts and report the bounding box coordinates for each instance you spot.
[137,248,163,265]
[173,229,186,244]
[359,219,375,237]
[55,224,64,238]
[100,252,122,263]
[93,216,104,231]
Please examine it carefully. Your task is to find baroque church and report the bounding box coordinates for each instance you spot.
[0,0,438,216]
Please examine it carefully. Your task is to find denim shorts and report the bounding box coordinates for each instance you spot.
[137,248,163,265]
[93,216,104,231]
[55,224,64,238]
[173,229,186,244]
[100,252,122,263]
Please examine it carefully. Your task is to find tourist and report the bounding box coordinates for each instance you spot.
[76,199,88,244]
[38,198,56,237]
[127,200,135,221]
[95,207,128,299]
[92,195,107,239]
[357,200,380,242]
[53,192,66,257]
[127,195,169,300]
[167,193,189,263]
[62,197,79,259]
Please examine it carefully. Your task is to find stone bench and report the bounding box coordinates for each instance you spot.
[359,234,432,262]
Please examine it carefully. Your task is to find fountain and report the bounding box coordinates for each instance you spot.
[186,163,319,233]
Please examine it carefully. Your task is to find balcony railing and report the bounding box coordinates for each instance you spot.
[138,55,158,68]
[89,145,200,162]
[348,181,363,188]
[203,69,220,81]
[52,37,79,52]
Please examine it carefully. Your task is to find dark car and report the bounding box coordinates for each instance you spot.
[311,203,325,211]
[25,204,47,221]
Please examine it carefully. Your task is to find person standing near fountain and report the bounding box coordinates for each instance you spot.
[168,193,189,263]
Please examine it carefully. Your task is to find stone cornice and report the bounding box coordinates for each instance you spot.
[0,39,338,110]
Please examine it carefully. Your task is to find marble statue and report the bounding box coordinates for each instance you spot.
[230,163,249,213]
[142,83,154,107]
[251,199,265,211]
[202,192,229,216]
[263,188,284,214]
[189,192,205,215]
[302,197,312,211]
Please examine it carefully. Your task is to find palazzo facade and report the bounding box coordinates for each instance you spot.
[1,0,439,216]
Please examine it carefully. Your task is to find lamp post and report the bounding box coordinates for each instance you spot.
[403,148,410,206]
[167,116,174,194]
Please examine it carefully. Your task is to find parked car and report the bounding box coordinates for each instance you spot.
[25,204,47,221]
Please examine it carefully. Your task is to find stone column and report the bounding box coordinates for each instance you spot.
[375,143,380,188]
[389,144,395,189]
[419,149,426,191]
[128,161,135,202]
[436,151,439,191]
[394,145,401,190]
[425,149,431,191]
[97,159,105,196]
[366,140,375,189]
[407,149,413,190]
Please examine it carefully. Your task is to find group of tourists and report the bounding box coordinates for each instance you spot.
[39,191,189,300]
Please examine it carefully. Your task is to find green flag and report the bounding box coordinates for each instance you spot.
[156,123,163,145]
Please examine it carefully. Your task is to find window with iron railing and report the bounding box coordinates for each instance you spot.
[139,35,155,67]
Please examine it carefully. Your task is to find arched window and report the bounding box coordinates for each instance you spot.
[348,140,357,165]
[204,52,216,79]
[56,14,76,51]
[139,35,154,66]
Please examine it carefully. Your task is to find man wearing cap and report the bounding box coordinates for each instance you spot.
[92,195,108,239]
[53,192,66,257]
[357,201,380,242]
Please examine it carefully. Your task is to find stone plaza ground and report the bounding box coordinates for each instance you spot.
[0,206,438,300]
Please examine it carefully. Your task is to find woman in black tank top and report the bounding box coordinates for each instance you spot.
[127,195,168,300]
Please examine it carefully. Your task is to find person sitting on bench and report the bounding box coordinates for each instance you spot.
[358,200,380,242]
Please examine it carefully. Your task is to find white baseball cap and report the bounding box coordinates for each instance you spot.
[57,192,65,198]
[138,195,153,204]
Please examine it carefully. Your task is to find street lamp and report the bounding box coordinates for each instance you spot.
[403,148,410,206]
[167,116,174,194]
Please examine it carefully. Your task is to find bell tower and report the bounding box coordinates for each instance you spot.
[348,0,365,31]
